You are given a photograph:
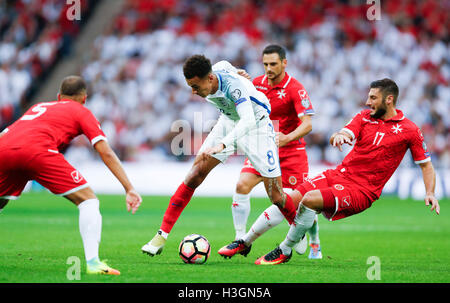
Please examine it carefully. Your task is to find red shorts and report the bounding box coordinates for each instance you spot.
[0,147,88,199]
[296,169,373,221]
[241,147,309,189]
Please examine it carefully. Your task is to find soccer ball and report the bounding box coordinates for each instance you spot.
[179,234,211,264]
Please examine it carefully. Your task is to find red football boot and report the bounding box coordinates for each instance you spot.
[255,246,292,265]
[218,239,252,259]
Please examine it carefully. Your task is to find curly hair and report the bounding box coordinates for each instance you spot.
[183,55,212,79]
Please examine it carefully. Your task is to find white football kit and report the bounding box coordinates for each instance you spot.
[198,61,281,178]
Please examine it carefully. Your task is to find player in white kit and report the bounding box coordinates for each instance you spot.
[142,55,300,256]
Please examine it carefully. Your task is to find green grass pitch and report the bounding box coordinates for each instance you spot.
[0,192,449,283]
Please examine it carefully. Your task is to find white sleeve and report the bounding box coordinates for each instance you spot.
[220,92,256,148]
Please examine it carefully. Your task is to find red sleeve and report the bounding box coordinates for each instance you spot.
[292,85,314,117]
[410,127,431,164]
[78,107,106,145]
[252,76,264,87]
[341,111,364,140]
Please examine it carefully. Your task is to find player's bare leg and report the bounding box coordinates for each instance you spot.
[256,189,323,265]
[184,153,222,189]
[142,153,221,257]
[262,176,298,223]
[0,199,9,214]
[64,187,120,275]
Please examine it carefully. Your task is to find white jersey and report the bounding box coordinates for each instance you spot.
[206,61,271,148]
[198,61,281,178]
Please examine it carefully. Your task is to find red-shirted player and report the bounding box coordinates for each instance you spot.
[0,76,142,275]
[218,45,322,259]
[254,78,440,265]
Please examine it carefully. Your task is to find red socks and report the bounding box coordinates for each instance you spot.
[160,183,195,234]
[160,183,296,234]
[278,193,296,225]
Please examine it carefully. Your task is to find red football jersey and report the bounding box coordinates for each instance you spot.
[0,99,106,152]
[334,109,430,200]
[253,73,314,150]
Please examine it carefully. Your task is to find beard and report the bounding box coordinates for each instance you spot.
[267,71,281,79]
[370,100,387,119]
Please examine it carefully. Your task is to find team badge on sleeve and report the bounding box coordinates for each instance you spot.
[418,128,424,140]
[298,89,307,99]
[298,89,310,108]
[231,89,241,101]
[301,98,310,108]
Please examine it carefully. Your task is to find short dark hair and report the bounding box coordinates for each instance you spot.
[59,75,87,96]
[262,44,286,60]
[370,78,399,105]
[183,55,212,79]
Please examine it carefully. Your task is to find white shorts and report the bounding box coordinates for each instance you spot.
[198,115,281,178]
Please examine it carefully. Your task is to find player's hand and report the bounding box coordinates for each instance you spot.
[425,194,440,215]
[202,143,225,155]
[126,188,142,215]
[276,132,290,147]
[331,133,353,151]
[237,69,251,81]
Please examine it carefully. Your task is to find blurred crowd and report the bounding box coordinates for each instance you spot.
[1,0,449,168]
[0,0,94,130]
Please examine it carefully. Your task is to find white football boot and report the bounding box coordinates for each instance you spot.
[308,243,323,259]
[293,234,308,255]
[142,231,166,256]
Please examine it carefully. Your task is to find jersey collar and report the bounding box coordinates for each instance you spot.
[277,72,292,89]
[262,72,291,89]
[384,109,405,122]
[214,72,223,92]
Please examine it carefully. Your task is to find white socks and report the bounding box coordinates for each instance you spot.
[232,193,251,240]
[242,204,284,245]
[232,192,321,250]
[158,229,169,240]
[280,204,316,255]
[78,199,102,262]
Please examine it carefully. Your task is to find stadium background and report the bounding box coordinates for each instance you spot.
[0,0,449,198]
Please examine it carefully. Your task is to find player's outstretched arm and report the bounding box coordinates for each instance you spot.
[329,130,353,151]
[94,140,142,214]
[419,161,440,215]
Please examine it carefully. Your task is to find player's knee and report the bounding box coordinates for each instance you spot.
[235,180,253,195]
[289,189,303,208]
[64,186,96,205]
[269,191,285,207]
[185,168,207,189]
[301,192,319,210]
